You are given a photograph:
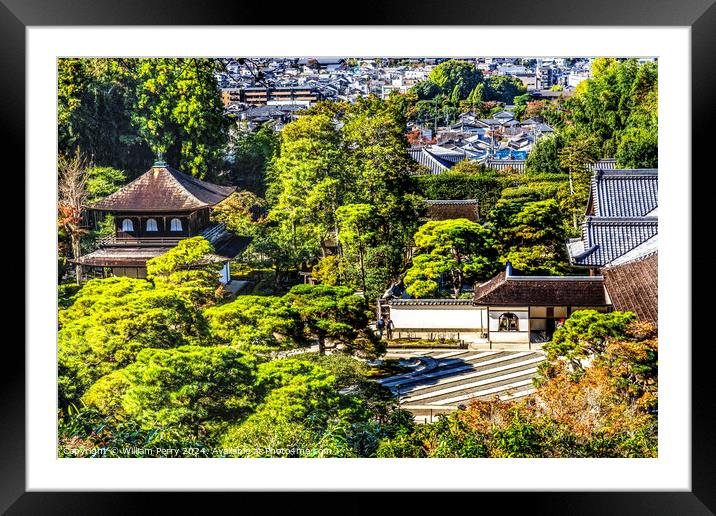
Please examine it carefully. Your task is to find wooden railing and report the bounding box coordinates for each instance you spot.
[98,235,184,247]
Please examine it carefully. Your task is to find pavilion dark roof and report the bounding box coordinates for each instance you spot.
[200,224,252,260]
[568,217,658,267]
[72,246,172,267]
[425,199,480,222]
[90,165,236,212]
[603,252,658,324]
[73,225,252,268]
[473,271,608,306]
[586,169,658,217]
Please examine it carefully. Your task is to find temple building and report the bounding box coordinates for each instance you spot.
[383,167,659,349]
[566,167,658,323]
[567,168,658,270]
[73,160,250,283]
[387,263,610,350]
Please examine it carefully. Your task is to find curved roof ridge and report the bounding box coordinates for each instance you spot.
[163,166,235,205]
[90,164,235,212]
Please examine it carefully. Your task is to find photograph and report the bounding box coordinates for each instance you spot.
[56,55,660,459]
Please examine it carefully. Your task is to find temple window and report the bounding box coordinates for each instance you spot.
[170,218,183,231]
[121,219,134,232]
[498,312,519,332]
[146,219,158,232]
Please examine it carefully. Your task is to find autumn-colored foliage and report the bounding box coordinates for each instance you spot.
[377,314,657,458]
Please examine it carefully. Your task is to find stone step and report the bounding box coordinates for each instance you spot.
[383,351,536,389]
[399,356,545,394]
[379,351,503,387]
[432,378,536,405]
[402,368,539,404]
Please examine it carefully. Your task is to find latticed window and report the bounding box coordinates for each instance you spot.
[498,312,519,332]
[121,219,134,232]
[146,219,158,232]
[170,218,182,231]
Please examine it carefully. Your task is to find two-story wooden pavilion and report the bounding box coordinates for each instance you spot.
[73,160,250,282]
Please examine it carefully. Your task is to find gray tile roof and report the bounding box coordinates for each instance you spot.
[409,148,451,175]
[568,217,658,267]
[389,299,474,306]
[588,158,618,170]
[608,234,658,266]
[408,147,467,175]
[200,223,252,259]
[587,169,658,217]
[486,159,525,173]
[493,110,515,119]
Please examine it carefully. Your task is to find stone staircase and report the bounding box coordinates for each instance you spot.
[381,348,544,424]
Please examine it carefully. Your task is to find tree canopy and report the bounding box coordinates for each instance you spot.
[405,219,497,298]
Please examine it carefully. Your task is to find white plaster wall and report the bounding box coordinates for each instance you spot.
[219,261,230,284]
[489,331,530,344]
[390,330,487,344]
[390,306,487,330]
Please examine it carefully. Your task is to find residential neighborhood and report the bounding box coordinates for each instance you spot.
[57,56,659,458]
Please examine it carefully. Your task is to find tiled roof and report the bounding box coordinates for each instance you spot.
[473,270,608,306]
[493,110,514,119]
[428,145,467,163]
[389,299,474,306]
[409,148,451,175]
[424,199,480,222]
[588,158,618,170]
[72,246,172,267]
[587,169,658,217]
[609,234,658,265]
[568,217,658,267]
[75,227,252,267]
[91,165,236,212]
[486,159,525,173]
[603,252,658,324]
[200,224,252,259]
[520,118,540,125]
[409,146,468,174]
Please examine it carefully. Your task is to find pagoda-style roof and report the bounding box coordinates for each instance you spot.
[90,163,236,212]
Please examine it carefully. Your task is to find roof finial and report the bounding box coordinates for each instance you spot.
[153,151,168,168]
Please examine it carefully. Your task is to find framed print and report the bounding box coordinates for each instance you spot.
[5,0,714,512]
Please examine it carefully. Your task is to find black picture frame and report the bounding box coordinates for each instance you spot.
[5,0,712,513]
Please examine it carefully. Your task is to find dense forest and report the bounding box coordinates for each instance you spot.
[58,58,658,458]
